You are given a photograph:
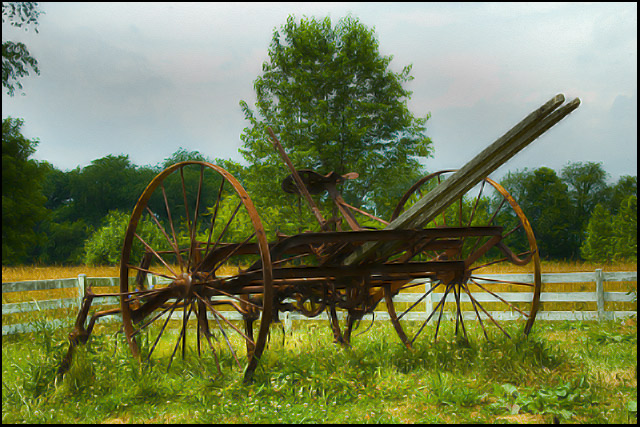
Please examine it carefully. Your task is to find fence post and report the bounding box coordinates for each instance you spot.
[147,273,155,289]
[595,268,605,321]
[425,279,433,319]
[77,274,87,308]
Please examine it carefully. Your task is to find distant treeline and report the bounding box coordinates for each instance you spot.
[2,117,636,266]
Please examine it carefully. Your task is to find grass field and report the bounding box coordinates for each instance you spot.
[2,262,637,423]
[1,316,637,423]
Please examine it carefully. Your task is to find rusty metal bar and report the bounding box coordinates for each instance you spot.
[343,95,580,266]
[267,127,330,231]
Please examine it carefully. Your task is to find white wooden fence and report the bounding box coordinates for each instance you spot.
[2,269,636,336]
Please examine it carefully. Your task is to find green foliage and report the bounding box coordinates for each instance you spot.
[2,320,637,423]
[2,117,48,264]
[161,147,212,169]
[500,163,636,261]
[561,161,609,231]
[612,195,637,260]
[83,210,167,266]
[33,157,160,264]
[31,217,88,264]
[501,167,581,259]
[492,378,593,421]
[580,204,614,262]
[2,2,43,96]
[609,175,637,214]
[581,195,637,263]
[238,14,432,230]
[70,155,144,226]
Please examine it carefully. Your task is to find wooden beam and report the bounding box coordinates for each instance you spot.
[343,94,581,266]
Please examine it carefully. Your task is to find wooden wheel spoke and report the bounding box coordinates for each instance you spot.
[502,222,523,240]
[200,284,262,310]
[145,207,182,266]
[470,275,534,288]
[195,298,222,374]
[126,264,175,282]
[198,231,256,282]
[180,166,192,237]
[469,257,512,272]
[453,285,468,340]
[206,199,245,264]
[134,233,179,278]
[396,280,434,292]
[210,307,242,369]
[161,183,185,271]
[463,288,511,339]
[187,166,205,272]
[410,282,452,345]
[146,297,181,363]
[210,232,256,274]
[167,300,194,370]
[470,278,530,318]
[488,196,508,226]
[433,282,454,342]
[467,179,486,227]
[398,281,441,320]
[130,301,179,339]
[460,283,489,339]
[194,292,255,347]
[203,177,226,259]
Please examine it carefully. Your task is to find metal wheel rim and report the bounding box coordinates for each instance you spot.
[119,161,273,380]
[386,170,541,345]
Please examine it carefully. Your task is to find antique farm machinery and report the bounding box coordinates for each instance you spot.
[60,94,580,383]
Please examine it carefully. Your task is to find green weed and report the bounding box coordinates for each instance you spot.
[2,319,637,423]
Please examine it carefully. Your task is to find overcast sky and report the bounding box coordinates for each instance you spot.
[2,2,637,183]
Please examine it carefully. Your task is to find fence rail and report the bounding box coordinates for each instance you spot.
[2,269,636,335]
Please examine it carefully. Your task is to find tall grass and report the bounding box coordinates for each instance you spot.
[2,317,637,423]
[2,262,637,422]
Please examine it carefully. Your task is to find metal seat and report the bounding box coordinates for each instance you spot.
[281,169,358,194]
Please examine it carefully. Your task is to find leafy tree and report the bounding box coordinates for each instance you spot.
[31,217,87,264]
[580,203,615,263]
[83,210,167,266]
[161,147,211,169]
[2,117,48,264]
[612,195,637,261]
[560,161,609,230]
[609,175,637,215]
[2,1,42,96]
[501,167,580,259]
[69,155,142,226]
[28,163,89,264]
[580,195,636,263]
[238,15,432,231]
[40,161,72,211]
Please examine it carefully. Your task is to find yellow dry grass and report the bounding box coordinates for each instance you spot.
[2,265,121,282]
[489,259,637,274]
[2,261,636,312]
[3,260,636,283]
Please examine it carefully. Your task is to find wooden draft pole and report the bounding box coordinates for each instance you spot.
[343,93,581,266]
[267,127,331,231]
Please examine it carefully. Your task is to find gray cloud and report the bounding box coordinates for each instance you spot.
[2,2,636,183]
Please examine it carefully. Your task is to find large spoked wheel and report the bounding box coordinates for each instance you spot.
[119,161,272,383]
[385,170,541,346]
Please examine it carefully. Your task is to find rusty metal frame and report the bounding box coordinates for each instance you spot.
[60,94,578,383]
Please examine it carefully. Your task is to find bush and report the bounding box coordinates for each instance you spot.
[83,210,166,266]
[581,195,637,263]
